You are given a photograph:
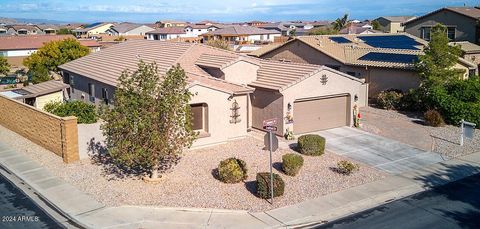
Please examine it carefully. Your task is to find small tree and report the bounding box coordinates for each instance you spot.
[206,39,230,50]
[57,28,74,35]
[0,56,10,76]
[23,38,90,83]
[332,14,349,31]
[415,24,464,86]
[308,27,339,35]
[102,61,197,180]
[371,20,381,30]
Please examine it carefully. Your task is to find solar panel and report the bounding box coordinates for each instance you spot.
[358,52,419,64]
[329,37,352,44]
[358,35,421,50]
[86,22,103,28]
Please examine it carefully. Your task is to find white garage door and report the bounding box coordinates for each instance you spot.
[294,95,349,134]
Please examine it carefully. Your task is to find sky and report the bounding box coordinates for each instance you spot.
[0,0,478,23]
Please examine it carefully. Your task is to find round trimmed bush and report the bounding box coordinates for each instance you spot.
[256,172,285,199]
[217,158,248,183]
[424,109,445,127]
[282,153,304,176]
[297,134,325,156]
[336,160,359,175]
[376,89,403,110]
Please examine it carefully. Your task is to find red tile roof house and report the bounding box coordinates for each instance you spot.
[0,35,101,67]
[59,40,368,147]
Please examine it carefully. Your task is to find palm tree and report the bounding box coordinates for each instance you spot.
[332,14,349,31]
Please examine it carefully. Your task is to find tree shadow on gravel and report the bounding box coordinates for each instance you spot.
[87,137,150,181]
[289,143,299,152]
[211,168,221,181]
[272,162,283,173]
[244,180,257,196]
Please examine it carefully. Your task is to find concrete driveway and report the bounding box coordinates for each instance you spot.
[316,127,446,174]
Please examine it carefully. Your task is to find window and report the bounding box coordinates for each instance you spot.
[421,27,431,41]
[88,83,95,102]
[102,88,109,105]
[447,27,456,40]
[69,74,75,93]
[191,103,208,133]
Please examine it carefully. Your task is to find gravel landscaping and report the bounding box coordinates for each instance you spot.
[0,125,385,212]
[361,107,480,158]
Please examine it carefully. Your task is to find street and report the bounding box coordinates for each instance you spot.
[316,174,480,229]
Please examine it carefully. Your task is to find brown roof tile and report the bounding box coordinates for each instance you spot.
[0,35,100,51]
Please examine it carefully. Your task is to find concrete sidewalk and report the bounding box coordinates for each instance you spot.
[1,141,480,228]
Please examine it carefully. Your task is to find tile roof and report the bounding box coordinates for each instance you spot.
[59,40,253,94]
[13,80,69,99]
[8,25,40,31]
[204,25,281,36]
[249,34,429,70]
[379,16,416,22]
[146,27,186,34]
[74,22,112,32]
[0,35,100,51]
[111,23,152,33]
[450,41,480,54]
[404,7,480,25]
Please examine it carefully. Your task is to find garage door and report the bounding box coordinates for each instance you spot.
[294,95,349,134]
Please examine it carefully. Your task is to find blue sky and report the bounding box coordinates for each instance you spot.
[0,0,478,23]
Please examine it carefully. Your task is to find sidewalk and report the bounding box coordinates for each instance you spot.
[1,141,480,228]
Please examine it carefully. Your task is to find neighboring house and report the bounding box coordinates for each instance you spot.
[340,25,381,34]
[184,24,221,37]
[249,34,477,96]
[0,26,7,36]
[202,25,282,44]
[73,22,114,37]
[156,20,187,28]
[451,41,480,67]
[259,21,330,36]
[0,80,69,110]
[403,7,480,43]
[145,27,188,40]
[0,35,101,67]
[37,24,59,35]
[374,16,416,33]
[107,22,155,36]
[6,25,42,35]
[58,40,368,147]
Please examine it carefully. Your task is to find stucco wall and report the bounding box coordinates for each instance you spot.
[35,91,64,111]
[251,89,284,136]
[282,69,366,134]
[222,61,259,85]
[367,68,421,95]
[404,10,478,43]
[0,95,79,163]
[63,71,116,106]
[189,85,249,147]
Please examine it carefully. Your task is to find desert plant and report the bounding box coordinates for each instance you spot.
[44,100,97,124]
[336,160,359,175]
[297,134,326,156]
[218,158,248,183]
[282,153,304,176]
[256,172,285,199]
[376,90,403,110]
[424,109,445,127]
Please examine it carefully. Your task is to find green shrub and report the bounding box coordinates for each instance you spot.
[398,88,428,111]
[424,110,445,127]
[256,172,285,199]
[44,100,97,124]
[376,90,403,110]
[217,158,248,183]
[282,153,304,176]
[336,160,359,175]
[297,134,325,156]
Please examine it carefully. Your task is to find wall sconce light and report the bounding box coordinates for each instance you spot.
[354,94,358,102]
[287,102,292,111]
[228,94,234,101]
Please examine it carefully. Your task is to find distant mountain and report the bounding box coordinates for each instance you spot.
[0,17,69,25]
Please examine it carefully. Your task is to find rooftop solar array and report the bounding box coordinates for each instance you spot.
[329,37,352,44]
[358,35,421,50]
[86,22,103,28]
[358,52,419,64]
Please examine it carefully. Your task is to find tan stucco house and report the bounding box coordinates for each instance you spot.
[249,34,477,96]
[374,16,416,33]
[59,40,367,147]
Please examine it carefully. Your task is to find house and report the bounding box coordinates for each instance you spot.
[451,41,480,67]
[106,23,155,36]
[259,21,330,36]
[156,20,187,28]
[6,25,42,35]
[0,35,101,67]
[37,24,59,35]
[202,25,282,44]
[184,24,222,37]
[0,26,7,36]
[403,7,480,43]
[145,24,222,41]
[58,40,368,147]
[0,80,69,110]
[374,16,416,33]
[73,22,114,38]
[339,25,381,35]
[145,27,188,41]
[248,34,477,96]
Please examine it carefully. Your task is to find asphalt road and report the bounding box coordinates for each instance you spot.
[316,174,480,229]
